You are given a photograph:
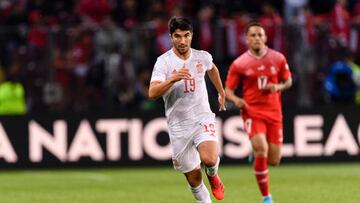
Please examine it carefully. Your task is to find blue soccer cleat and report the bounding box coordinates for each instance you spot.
[262,195,273,203]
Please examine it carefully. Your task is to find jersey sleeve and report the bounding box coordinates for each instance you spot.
[279,54,291,81]
[150,57,167,82]
[225,62,240,89]
[202,51,213,71]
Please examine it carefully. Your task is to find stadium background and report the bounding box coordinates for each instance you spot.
[0,0,360,203]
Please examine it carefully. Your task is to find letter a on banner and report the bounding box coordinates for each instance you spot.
[68,120,105,161]
[0,123,17,162]
[324,114,359,156]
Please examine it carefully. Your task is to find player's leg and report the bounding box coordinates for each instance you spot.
[258,144,279,202]
[266,121,283,166]
[251,133,271,201]
[184,167,212,203]
[246,117,272,202]
[257,120,284,203]
[198,141,219,176]
[197,140,224,201]
[169,127,212,203]
[177,152,212,203]
[268,143,281,166]
[195,116,225,201]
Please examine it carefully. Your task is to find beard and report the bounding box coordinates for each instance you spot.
[175,45,189,55]
[253,47,261,54]
[251,43,264,54]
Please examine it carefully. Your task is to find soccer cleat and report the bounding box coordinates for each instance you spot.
[207,174,225,200]
[262,195,273,203]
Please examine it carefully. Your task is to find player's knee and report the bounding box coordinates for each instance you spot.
[253,146,268,157]
[185,168,202,187]
[202,155,218,167]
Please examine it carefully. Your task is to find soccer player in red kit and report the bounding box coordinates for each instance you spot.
[225,22,292,203]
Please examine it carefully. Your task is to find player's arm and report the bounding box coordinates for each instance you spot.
[225,87,248,108]
[148,65,191,100]
[279,77,293,91]
[224,62,248,108]
[148,80,174,100]
[266,77,293,93]
[207,63,226,111]
[267,55,293,93]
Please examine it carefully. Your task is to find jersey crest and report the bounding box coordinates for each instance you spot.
[270,66,276,75]
[196,63,204,73]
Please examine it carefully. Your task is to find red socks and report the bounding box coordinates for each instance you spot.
[254,156,270,196]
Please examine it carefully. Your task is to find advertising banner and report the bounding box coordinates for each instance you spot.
[0,107,359,169]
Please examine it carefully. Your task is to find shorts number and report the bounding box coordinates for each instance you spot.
[204,123,215,136]
[184,79,195,93]
[245,119,252,134]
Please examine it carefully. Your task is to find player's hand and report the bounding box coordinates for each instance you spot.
[266,84,281,93]
[170,64,191,82]
[233,98,248,109]
[218,93,226,111]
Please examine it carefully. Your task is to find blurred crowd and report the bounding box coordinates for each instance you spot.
[0,0,360,114]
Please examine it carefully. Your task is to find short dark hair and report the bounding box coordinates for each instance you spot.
[245,22,264,34]
[168,16,193,35]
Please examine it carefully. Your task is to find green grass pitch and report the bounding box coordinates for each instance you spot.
[0,163,359,203]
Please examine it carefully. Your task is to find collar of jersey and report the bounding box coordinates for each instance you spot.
[247,46,268,60]
[171,48,193,63]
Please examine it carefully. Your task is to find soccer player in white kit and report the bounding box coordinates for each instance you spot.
[149,17,226,203]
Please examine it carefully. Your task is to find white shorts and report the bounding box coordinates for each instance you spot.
[169,114,218,173]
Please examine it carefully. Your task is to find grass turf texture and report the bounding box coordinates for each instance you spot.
[0,163,359,203]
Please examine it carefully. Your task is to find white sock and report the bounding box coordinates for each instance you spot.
[263,194,272,199]
[206,157,220,177]
[189,182,212,203]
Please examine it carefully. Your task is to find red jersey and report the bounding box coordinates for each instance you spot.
[225,47,291,122]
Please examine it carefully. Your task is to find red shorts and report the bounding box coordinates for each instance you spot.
[242,115,283,144]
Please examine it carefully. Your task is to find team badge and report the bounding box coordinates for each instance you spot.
[196,63,204,73]
[271,66,276,75]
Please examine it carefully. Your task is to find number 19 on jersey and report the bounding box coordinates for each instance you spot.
[184,78,195,93]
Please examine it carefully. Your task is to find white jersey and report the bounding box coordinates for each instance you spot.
[150,48,215,127]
